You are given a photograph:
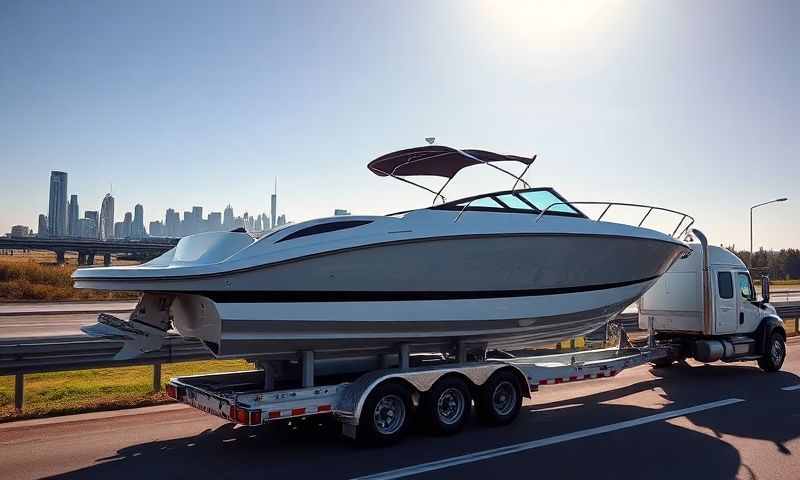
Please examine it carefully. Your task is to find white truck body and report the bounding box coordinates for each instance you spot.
[639,243,766,335]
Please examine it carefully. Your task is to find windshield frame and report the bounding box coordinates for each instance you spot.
[428,187,587,219]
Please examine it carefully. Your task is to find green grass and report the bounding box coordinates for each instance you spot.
[0,359,253,422]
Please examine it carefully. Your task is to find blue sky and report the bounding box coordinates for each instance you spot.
[1,0,798,249]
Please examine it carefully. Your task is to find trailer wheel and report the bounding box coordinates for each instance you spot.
[478,370,522,426]
[358,382,412,445]
[758,332,786,372]
[423,377,471,435]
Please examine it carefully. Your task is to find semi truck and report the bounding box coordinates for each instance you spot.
[166,229,786,444]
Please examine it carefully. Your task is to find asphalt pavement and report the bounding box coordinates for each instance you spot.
[2,340,799,480]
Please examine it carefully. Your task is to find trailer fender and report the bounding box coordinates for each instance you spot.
[344,363,531,426]
[754,316,786,355]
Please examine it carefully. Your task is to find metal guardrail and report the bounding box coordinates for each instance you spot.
[1,335,212,412]
[2,304,799,413]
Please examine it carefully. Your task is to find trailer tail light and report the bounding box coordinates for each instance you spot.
[249,410,262,425]
[166,384,185,401]
[166,384,177,399]
[228,405,262,426]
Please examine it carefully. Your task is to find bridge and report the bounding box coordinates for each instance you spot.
[0,237,178,266]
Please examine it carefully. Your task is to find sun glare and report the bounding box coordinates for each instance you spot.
[476,0,623,49]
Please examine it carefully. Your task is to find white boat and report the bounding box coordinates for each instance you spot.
[74,145,693,360]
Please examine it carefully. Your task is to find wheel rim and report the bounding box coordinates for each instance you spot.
[436,387,466,425]
[373,394,406,435]
[492,380,516,416]
[771,339,784,364]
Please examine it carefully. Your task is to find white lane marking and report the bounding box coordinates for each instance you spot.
[352,398,745,480]
[781,385,800,391]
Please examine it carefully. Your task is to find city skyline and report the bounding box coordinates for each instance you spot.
[19,169,294,239]
[1,2,798,249]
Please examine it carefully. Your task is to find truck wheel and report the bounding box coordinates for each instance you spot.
[358,382,413,445]
[478,370,522,426]
[758,332,786,372]
[424,377,471,435]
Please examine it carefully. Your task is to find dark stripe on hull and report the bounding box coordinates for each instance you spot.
[193,274,660,303]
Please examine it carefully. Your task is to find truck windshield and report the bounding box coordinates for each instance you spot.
[737,273,755,301]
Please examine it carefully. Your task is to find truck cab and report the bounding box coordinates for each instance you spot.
[638,230,786,371]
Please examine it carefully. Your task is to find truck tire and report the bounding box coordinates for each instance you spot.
[758,331,786,372]
[478,370,522,426]
[423,376,471,435]
[357,382,413,445]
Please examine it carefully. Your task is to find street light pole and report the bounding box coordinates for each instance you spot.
[749,197,788,269]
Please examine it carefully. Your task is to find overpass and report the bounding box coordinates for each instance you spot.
[0,237,178,266]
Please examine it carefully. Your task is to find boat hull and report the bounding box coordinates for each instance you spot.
[171,279,657,358]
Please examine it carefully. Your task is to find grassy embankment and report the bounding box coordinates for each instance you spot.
[0,360,253,421]
[0,252,138,301]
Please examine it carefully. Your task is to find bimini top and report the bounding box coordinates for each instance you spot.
[368,145,536,204]
[368,145,534,178]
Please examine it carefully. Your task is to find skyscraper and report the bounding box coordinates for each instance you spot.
[99,193,115,240]
[132,204,146,239]
[223,205,234,230]
[207,212,222,231]
[192,206,204,233]
[148,221,164,237]
[68,195,80,237]
[270,178,277,229]
[165,208,179,237]
[84,211,99,239]
[334,209,350,216]
[48,171,68,237]
[121,212,132,238]
[37,214,48,238]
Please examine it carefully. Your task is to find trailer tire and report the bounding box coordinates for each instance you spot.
[478,370,522,426]
[357,382,413,445]
[423,377,471,435]
[758,331,786,372]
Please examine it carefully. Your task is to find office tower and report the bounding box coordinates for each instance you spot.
[223,205,234,230]
[10,225,31,238]
[189,206,202,233]
[48,171,68,237]
[254,215,262,232]
[181,211,193,236]
[165,208,179,237]
[334,209,350,216]
[121,212,132,238]
[270,178,277,229]
[132,204,146,239]
[207,212,222,231]
[67,195,80,236]
[99,193,115,240]
[37,214,49,238]
[148,221,164,237]
[78,217,97,238]
[114,222,123,239]
[84,211,98,239]
[277,214,286,226]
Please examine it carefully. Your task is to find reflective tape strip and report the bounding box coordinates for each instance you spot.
[537,370,620,386]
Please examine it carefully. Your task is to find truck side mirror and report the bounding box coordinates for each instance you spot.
[761,275,770,303]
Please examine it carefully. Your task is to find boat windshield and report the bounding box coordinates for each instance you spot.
[432,187,585,218]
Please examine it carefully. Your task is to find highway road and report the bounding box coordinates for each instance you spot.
[2,341,800,480]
